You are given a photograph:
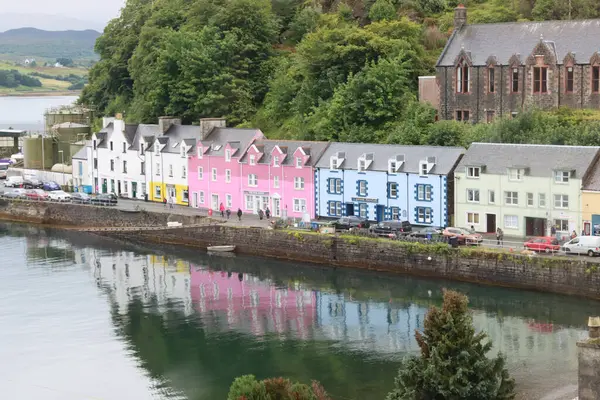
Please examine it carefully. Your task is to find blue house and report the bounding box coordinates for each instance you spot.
[315,143,464,227]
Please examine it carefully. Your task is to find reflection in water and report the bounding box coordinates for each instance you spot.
[0,223,594,399]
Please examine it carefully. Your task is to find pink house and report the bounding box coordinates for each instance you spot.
[239,140,330,219]
[188,118,264,212]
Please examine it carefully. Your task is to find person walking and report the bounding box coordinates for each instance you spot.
[168,196,174,209]
[237,208,242,221]
[163,197,167,208]
[265,207,271,219]
[219,202,225,218]
[258,209,264,220]
[226,209,231,220]
[496,227,504,246]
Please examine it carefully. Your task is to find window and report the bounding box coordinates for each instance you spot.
[467,212,480,225]
[554,194,569,209]
[554,170,569,183]
[416,207,432,224]
[533,67,548,93]
[155,143,159,154]
[245,195,253,210]
[486,110,495,123]
[110,159,114,171]
[225,169,231,183]
[212,168,217,181]
[294,177,305,190]
[273,156,279,167]
[512,68,519,93]
[488,68,495,93]
[182,166,186,178]
[226,194,232,208]
[456,62,470,93]
[180,146,186,158]
[155,186,162,198]
[249,155,255,165]
[358,158,366,171]
[391,207,400,220]
[388,160,397,174]
[566,66,574,92]
[358,203,368,219]
[225,149,231,162]
[141,183,146,195]
[93,140,97,150]
[455,110,470,122]
[199,191,205,204]
[274,175,279,188]
[328,201,342,217]
[358,180,367,196]
[122,161,127,173]
[110,141,113,151]
[140,144,145,155]
[504,215,518,229]
[78,161,83,176]
[197,148,203,159]
[539,193,546,208]
[554,219,569,231]
[594,66,600,93]
[183,190,189,202]
[330,157,339,170]
[124,181,128,193]
[168,164,173,177]
[296,157,302,168]
[388,182,398,198]
[505,191,518,205]
[467,189,479,203]
[93,158,98,169]
[488,190,495,204]
[417,184,432,201]
[527,192,534,206]
[122,142,126,153]
[467,167,480,178]
[293,198,306,212]
[508,168,524,181]
[248,174,257,186]
[328,178,342,194]
[197,167,203,180]
[141,162,145,175]
[420,163,429,176]
[155,163,160,176]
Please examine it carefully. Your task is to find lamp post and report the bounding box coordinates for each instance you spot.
[58,150,64,186]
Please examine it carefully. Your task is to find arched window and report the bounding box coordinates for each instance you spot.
[456,60,470,93]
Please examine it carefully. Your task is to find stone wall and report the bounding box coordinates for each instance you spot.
[578,340,600,400]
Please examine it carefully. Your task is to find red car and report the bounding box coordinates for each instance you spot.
[524,237,560,253]
[25,189,49,201]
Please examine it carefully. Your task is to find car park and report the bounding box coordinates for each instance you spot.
[3,188,27,199]
[329,216,370,230]
[5,176,23,188]
[42,181,61,191]
[370,220,412,238]
[442,227,483,245]
[563,236,600,257]
[25,189,49,201]
[408,227,442,238]
[47,190,72,202]
[71,192,91,204]
[91,193,118,206]
[523,237,560,253]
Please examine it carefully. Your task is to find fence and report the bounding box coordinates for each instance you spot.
[7,167,72,187]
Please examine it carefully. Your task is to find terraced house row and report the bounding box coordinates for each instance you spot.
[72,115,600,237]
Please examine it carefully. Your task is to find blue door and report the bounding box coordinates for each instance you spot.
[376,204,385,222]
[345,203,355,216]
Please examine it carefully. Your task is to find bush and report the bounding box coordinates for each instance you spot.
[227,375,332,400]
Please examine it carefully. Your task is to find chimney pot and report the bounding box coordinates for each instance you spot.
[589,316,600,339]
[454,5,467,29]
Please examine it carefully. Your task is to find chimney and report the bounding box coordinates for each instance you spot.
[589,316,600,338]
[200,118,227,140]
[158,116,182,134]
[454,4,467,29]
[115,113,123,120]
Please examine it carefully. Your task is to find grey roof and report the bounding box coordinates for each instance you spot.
[315,143,464,175]
[124,124,138,146]
[438,19,600,66]
[458,143,600,178]
[132,124,162,150]
[160,125,202,154]
[201,128,262,157]
[95,131,108,148]
[240,140,330,166]
[72,141,91,160]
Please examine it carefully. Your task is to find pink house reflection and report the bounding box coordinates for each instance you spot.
[190,266,316,338]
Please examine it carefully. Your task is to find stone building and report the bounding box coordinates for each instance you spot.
[435,5,600,123]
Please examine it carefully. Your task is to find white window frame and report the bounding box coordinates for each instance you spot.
[466,167,480,178]
[294,177,305,190]
[539,193,546,208]
[199,191,205,204]
[358,181,367,196]
[488,190,495,204]
[504,215,518,229]
[554,170,569,184]
[168,164,173,177]
[182,166,186,178]
[466,212,480,225]
[358,158,366,172]
[293,198,306,212]
[505,191,518,205]
[416,207,432,224]
[554,218,569,232]
[526,192,534,207]
[155,185,162,198]
[197,147,203,159]
[156,162,161,176]
[388,160,397,174]
[249,155,256,166]
[296,157,303,168]
[467,189,480,203]
[273,156,279,167]
[245,195,253,210]
[226,194,232,208]
[211,168,217,182]
[197,167,203,180]
[225,169,231,183]
[420,163,428,176]
[330,157,339,170]
[225,149,231,162]
[508,168,524,181]
[389,182,398,197]
[554,194,569,209]
[248,174,257,187]
[273,175,280,188]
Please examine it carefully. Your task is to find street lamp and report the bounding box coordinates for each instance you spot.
[58,150,65,186]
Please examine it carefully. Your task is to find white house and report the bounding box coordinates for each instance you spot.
[71,140,93,193]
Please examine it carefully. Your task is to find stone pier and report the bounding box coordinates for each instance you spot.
[577,317,600,400]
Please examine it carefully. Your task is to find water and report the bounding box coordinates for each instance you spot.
[0,223,595,400]
[0,96,78,131]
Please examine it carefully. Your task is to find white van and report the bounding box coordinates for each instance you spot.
[563,236,600,257]
[0,163,8,179]
[5,175,23,188]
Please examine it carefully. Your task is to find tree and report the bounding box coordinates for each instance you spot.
[228,375,332,400]
[386,290,515,400]
[368,0,397,21]
[55,57,74,67]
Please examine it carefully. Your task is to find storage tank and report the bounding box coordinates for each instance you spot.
[44,106,92,133]
[51,163,72,174]
[52,122,90,142]
[23,136,54,170]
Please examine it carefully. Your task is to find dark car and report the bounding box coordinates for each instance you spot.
[330,216,370,230]
[408,227,443,238]
[91,193,118,206]
[23,177,43,189]
[71,192,91,204]
[370,220,412,238]
[42,181,61,191]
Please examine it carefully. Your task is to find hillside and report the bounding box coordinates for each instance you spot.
[0,13,105,32]
[0,28,100,64]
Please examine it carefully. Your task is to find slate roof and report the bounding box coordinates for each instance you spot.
[132,124,162,150]
[161,125,202,154]
[315,143,465,175]
[124,124,138,146]
[200,128,262,157]
[437,19,600,67]
[458,143,600,179]
[72,141,91,160]
[239,140,330,166]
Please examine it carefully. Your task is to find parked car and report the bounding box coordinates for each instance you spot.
[370,220,412,238]
[5,176,23,188]
[3,188,27,199]
[0,163,9,179]
[71,192,91,204]
[42,181,61,191]
[563,236,600,257]
[47,190,72,202]
[442,227,483,245]
[408,227,443,238]
[23,177,43,189]
[25,189,49,201]
[91,193,118,206]
[524,237,560,253]
[329,216,370,230]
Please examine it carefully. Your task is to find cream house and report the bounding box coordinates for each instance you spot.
[455,143,600,238]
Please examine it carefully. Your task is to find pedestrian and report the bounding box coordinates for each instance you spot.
[258,209,264,220]
[551,225,556,235]
[169,196,174,209]
[237,208,242,221]
[163,197,167,208]
[496,227,504,246]
[219,202,225,218]
[265,207,270,219]
[571,230,577,239]
[226,209,231,220]
[470,225,475,233]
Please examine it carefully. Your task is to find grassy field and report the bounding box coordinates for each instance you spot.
[0,61,87,96]
[0,61,88,77]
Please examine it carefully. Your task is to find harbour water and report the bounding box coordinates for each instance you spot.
[0,223,594,399]
[0,96,78,132]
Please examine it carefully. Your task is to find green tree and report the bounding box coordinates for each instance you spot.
[368,0,397,21]
[228,375,332,400]
[386,290,515,400]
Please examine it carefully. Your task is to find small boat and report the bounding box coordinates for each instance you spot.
[207,245,236,252]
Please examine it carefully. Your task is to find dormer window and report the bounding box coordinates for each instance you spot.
[296,157,302,168]
[110,141,113,151]
[456,60,470,93]
[388,160,397,174]
[508,168,524,181]
[154,142,159,154]
[197,146,203,159]
[180,146,186,158]
[420,162,428,176]
[554,170,570,183]
[122,142,126,153]
[249,155,256,165]
[93,140,97,150]
[273,156,279,167]
[467,167,480,178]
[140,144,145,155]
[225,149,231,162]
[388,155,404,174]
[330,157,339,170]
[358,158,366,172]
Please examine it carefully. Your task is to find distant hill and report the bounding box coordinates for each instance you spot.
[0,13,104,32]
[0,28,100,63]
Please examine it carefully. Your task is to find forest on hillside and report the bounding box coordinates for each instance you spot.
[80,0,600,147]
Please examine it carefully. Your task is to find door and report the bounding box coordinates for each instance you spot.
[117,181,121,195]
[193,192,198,208]
[102,179,107,193]
[345,203,355,216]
[255,197,261,214]
[211,194,219,210]
[486,214,496,233]
[168,186,176,202]
[273,198,281,217]
[110,179,114,193]
[132,182,137,198]
[376,205,385,222]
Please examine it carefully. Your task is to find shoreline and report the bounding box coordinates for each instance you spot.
[0,91,81,97]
